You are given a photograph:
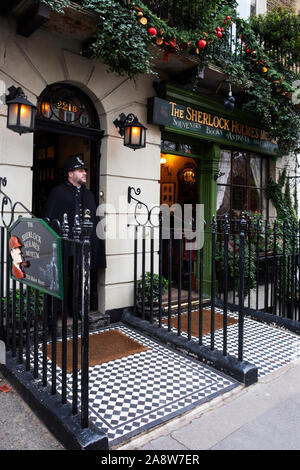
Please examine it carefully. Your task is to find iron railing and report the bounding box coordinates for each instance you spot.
[0,178,92,430]
[130,211,300,375]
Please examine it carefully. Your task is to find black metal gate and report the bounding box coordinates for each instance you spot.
[124,187,300,385]
[0,176,108,449]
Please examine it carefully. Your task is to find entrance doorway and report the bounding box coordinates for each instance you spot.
[160,153,199,302]
[32,83,103,311]
[32,132,99,217]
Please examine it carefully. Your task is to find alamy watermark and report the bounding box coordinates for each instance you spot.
[96,198,205,250]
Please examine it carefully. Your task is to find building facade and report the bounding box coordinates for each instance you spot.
[0,1,298,316]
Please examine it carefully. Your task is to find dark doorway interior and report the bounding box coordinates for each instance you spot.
[160,154,199,292]
[32,131,100,217]
[32,130,101,312]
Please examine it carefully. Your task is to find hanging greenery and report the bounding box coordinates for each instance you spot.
[265,167,297,226]
[42,1,300,154]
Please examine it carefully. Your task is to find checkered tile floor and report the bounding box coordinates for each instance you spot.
[30,325,238,446]
[28,309,300,447]
[160,307,300,378]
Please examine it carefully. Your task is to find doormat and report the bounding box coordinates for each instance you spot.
[46,330,148,372]
[163,309,238,337]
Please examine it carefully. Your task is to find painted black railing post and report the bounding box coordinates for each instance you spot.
[282,221,287,318]
[11,280,16,358]
[247,218,252,310]
[272,220,278,317]
[25,286,31,372]
[141,226,146,320]
[133,225,138,317]
[210,216,216,351]
[72,214,81,416]
[255,218,260,311]
[238,216,246,362]
[18,283,24,365]
[150,227,154,324]
[291,221,296,320]
[264,220,269,312]
[177,236,182,337]
[61,213,69,404]
[33,288,39,380]
[81,209,93,429]
[223,215,229,356]
[158,213,163,328]
[168,227,173,332]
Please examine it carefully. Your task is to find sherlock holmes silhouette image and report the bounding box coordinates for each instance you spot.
[44,155,106,312]
[9,235,25,279]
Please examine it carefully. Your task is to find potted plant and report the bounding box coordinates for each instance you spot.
[136,272,168,318]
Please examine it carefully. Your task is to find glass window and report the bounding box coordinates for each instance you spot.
[217,149,269,219]
[232,152,247,186]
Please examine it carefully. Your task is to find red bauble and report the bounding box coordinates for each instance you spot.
[148,27,157,36]
[198,39,207,49]
[217,31,223,38]
[216,26,221,32]
[226,16,231,20]
[246,48,250,54]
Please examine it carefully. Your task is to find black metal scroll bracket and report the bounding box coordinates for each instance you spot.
[0,177,33,228]
[127,186,160,227]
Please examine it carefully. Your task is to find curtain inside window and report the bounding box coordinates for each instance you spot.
[217,150,231,213]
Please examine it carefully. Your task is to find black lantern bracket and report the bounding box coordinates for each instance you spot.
[114,113,138,136]
[6,86,23,102]
[113,112,146,150]
[5,85,37,135]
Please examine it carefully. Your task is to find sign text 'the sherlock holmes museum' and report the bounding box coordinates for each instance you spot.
[148,97,278,156]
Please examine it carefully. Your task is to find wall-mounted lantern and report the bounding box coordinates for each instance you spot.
[6,86,37,135]
[223,83,235,112]
[114,113,146,150]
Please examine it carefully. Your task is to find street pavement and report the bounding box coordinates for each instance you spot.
[118,358,300,451]
[1,358,300,451]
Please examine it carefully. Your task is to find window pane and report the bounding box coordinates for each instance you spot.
[232,186,247,215]
[217,185,230,217]
[250,154,261,187]
[249,188,260,213]
[161,140,176,151]
[232,152,247,186]
[219,150,231,185]
[262,157,267,188]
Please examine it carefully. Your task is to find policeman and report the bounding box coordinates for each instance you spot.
[43,155,106,269]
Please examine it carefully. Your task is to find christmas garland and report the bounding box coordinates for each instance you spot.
[42,0,300,154]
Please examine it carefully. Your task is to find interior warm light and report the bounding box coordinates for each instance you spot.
[6,86,36,134]
[114,112,146,150]
[41,101,51,117]
[131,126,140,135]
[160,156,167,164]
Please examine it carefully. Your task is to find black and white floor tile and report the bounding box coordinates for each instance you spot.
[29,325,238,446]
[160,307,300,378]
[27,310,300,446]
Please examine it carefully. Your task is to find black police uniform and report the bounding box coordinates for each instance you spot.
[43,156,106,269]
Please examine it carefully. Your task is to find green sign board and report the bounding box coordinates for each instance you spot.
[147,97,279,156]
[8,217,64,299]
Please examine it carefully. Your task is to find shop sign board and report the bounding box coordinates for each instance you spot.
[148,97,279,156]
[8,217,63,299]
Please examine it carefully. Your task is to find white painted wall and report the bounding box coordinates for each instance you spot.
[0,17,161,314]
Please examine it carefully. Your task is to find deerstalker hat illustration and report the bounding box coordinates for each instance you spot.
[9,236,22,252]
[64,155,87,172]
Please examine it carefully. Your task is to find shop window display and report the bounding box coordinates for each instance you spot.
[217,149,268,219]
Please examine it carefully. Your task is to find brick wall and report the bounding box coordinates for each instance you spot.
[267,0,296,9]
